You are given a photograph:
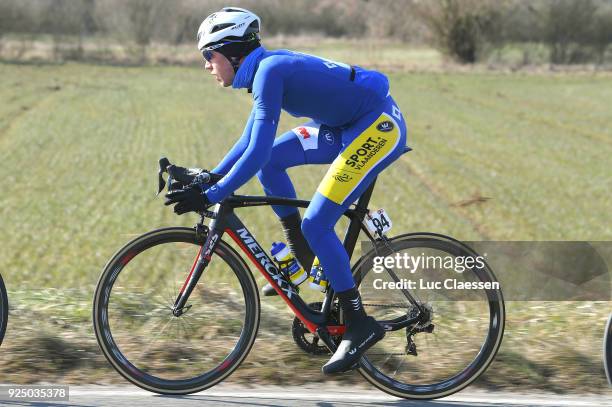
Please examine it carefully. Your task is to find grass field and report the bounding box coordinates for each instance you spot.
[0,58,611,391]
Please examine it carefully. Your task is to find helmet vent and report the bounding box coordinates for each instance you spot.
[211,23,234,33]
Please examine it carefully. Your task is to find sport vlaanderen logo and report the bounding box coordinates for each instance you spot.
[344,136,388,170]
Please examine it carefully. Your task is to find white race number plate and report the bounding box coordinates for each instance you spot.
[364,209,393,236]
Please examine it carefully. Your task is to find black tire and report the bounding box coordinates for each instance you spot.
[353,233,505,400]
[0,274,7,347]
[604,312,612,386]
[93,227,260,395]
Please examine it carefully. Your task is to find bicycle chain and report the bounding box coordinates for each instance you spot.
[367,353,411,356]
[363,303,412,309]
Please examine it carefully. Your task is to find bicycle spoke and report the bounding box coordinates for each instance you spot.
[95,232,258,387]
[356,235,504,399]
[393,355,408,377]
[178,316,196,343]
[137,315,176,359]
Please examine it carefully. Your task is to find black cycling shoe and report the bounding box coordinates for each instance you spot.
[262,283,279,297]
[322,315,385,374]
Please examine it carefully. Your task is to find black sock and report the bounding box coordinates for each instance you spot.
[337,286,367,325]
[280,212,315,271]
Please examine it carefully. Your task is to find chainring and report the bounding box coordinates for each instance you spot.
[291,302,342,355]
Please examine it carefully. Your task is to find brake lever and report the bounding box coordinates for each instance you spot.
[193,172,212,185]
[157,157,171,195]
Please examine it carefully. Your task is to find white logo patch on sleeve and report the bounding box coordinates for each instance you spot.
[292,121,321,151]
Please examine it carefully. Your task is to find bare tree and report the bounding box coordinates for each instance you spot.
[126,0,165,62]
[541,0,598,64]
[589,7,612,64]
[94,0,165,63]
[39,0,82,61]
[416,0,505,63]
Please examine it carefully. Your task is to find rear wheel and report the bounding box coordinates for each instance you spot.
[93,227,260,394]
[353,233,505,399]
[0,274,7,347]
[604,312,612,386]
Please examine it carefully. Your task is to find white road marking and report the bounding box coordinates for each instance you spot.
[65,386,612,406]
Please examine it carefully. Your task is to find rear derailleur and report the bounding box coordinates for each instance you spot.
[405,303,435,356]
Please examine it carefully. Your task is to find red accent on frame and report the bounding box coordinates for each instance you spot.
[179,245,204,295]
[225,228,319,334]
[326,325,346,335]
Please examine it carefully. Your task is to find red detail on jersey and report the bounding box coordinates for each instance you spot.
[298,127,310,139]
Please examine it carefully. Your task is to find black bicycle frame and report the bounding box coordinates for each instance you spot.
[171,177,419,351]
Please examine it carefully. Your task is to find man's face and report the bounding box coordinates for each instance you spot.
[204,51,234,87]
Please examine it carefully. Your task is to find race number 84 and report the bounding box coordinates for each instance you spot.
[364,209,393,236]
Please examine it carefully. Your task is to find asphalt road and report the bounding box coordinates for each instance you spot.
[0,384,610,407]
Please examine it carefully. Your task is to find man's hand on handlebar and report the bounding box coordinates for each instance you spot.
[164,184,212,215]
[167,165,209,190]
[157,157,224,212]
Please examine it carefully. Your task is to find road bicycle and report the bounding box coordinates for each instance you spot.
[605,312,612,386]
[93,153,505,400]
[0,274,7,347]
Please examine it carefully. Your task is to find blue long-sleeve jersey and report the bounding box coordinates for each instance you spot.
[205,46,390,203]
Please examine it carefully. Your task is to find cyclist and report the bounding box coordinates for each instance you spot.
[165,7,408,374]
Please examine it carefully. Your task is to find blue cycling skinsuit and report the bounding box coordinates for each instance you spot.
[204,46,408,293]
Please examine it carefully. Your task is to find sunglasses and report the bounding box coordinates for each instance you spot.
[202,49,214,62]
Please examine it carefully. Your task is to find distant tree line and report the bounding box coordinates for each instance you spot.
[0,0,610,65]
[418,0,612,64]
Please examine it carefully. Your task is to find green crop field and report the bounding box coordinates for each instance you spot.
[0,59,610,391]
[1,62,610,288]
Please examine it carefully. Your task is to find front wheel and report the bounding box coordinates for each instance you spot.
[93,227,260,394]
[353,233,505,400]
[0,274,7,347]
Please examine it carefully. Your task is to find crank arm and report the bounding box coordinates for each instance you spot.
[315,327,338,352]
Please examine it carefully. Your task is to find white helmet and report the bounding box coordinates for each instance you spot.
[197,7,261,52]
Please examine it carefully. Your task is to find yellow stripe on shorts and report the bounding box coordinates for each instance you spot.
[317,112,401,205]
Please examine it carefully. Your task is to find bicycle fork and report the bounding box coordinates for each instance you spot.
[172,222,222,317]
